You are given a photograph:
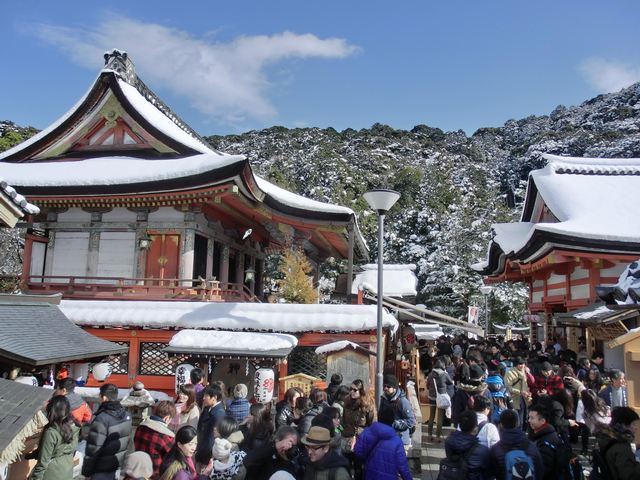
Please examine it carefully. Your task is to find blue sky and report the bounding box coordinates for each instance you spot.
[2,1,640,136]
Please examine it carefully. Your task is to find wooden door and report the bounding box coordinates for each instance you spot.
[145,234,180,284]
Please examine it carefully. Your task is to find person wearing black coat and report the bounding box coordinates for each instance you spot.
[243,426,301,480]
[444,411,491,480]
[195,384,226,467]
[490,410,543,480]
[81,384,132,480]
[527,405,563,480]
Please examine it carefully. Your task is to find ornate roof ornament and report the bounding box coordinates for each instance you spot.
[103,49,137,85]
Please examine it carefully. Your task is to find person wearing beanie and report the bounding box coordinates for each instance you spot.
[123,451,153,480]
[325,373,343,405]
[227,384,251,424]
[210,438,247,480]
[377,374,416,450]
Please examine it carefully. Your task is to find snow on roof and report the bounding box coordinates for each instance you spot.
[478,155,640,270]
[169,330,298,352]
[491,222,536,255]
[410,322,444,340]
[75,386,170,402]
[59,300,399,334]
[117,80,217,155]
[352,264,418,296]
[0,179,39,215]
[572,305,614,320]
[255,176,354,216]
[315,340,363,355]
[0,154,244,188]
[0,78,98,161]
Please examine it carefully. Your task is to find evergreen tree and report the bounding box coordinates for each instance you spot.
[277,248,318,304]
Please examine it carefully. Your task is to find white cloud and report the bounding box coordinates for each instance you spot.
[580,58,640,93]
[31,17,359,124]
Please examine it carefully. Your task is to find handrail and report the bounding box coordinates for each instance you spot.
[363,290,483,335]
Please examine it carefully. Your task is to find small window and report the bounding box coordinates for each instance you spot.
[138,342,188,376]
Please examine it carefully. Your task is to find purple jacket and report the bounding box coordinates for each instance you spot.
[354,422,412,480]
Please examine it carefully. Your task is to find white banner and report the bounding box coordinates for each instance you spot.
[468,306,479,324]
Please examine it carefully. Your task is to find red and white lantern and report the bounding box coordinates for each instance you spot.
[254,368,274,403]
[92,362,112,382]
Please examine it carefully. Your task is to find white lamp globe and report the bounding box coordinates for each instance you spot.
[363,189,401,214]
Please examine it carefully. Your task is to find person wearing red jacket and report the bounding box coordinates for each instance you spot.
[134,401,177,479]
[54,378,92,425]
[531,361,564,401]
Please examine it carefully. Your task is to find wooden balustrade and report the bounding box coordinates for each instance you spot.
[25,275,261,302]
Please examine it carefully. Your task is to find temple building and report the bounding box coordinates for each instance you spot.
[0,49,389,395]
[473,154,640,354]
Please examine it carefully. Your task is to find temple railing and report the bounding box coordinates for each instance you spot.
[25,275,261,303]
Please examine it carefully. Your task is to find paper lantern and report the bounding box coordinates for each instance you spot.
[254,368,274,403]
[175,363,194,392]
[92,362,112,382]
[15,376,38,387]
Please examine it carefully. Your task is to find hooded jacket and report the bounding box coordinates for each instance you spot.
[82,400,132,477]
[354,422,411,480]
[378,388,416,445]
[66,392,93,425]
[451,382,488,426]
[302,448,351,480]
[133,415,176,478]
[444,430,491,480]
[595,422,640,480]
[489,427,543,480]
[528,423,561,480]
[342,397,376,438]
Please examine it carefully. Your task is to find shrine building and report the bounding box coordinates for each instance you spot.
[0,49,395,396]
[473,154,640,354]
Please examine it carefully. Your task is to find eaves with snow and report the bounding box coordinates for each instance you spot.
[352,264,418,297]
[59,300,399,334]
[0,178,39,227]
[0,49,367,260]
[473,154,640,276]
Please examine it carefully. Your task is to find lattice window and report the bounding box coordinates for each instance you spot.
[288,346,327,380]
[138,342,188,376]
[88,341,129,375]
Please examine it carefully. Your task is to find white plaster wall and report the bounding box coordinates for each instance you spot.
[57,209,92,223]
[51,231,89,277]
[148,207,185,222]
[97,232,136,278]
[102,208,137,223]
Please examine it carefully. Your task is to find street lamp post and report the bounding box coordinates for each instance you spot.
[363,189,400,405]
[479,285,493,337]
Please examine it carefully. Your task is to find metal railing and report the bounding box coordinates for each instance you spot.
[25,275,261,303]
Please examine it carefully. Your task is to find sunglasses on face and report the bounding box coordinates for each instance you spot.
[305,445,325,451]
[383,385,394,389]
[350,387,359,392]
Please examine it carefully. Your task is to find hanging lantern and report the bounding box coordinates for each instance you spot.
[175,364,194,392]
[92,362,112,382]
[15,376,38,387]
[254,368,274,403]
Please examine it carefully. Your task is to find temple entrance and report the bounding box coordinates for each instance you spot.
[145,234,180,284]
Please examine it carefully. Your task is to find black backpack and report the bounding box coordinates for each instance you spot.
[591,440,620,480]
[541,438,584,480]
[437,445,474,480]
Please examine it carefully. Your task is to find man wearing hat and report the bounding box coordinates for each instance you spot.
[377,374,416,451]
[300,426,351,479]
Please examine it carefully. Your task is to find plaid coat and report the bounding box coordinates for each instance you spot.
[227,398,251,424]
[531,373,564,399]
[133,417,175,478]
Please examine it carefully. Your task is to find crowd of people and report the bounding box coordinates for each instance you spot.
[24,334,640,480]
[420,334,640,480]
[26,368,415,480]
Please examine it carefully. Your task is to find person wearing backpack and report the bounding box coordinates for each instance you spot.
[490,409,543,480]
[593,406,640,480]
[441,410,490,480]
[472,395,500,449]
[527,404,565,480]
